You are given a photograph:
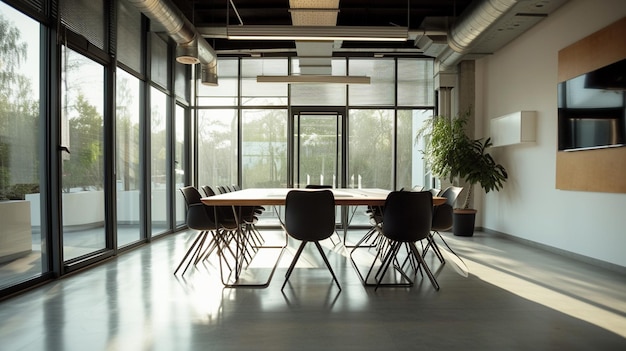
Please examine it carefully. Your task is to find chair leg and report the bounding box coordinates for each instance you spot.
[409,242,440,291]
[423,231,446,263]
[281,241,342,291]
[281,241,308,290]
[314,242,342,291]
[174,231,208,276]
[375,242,414,290]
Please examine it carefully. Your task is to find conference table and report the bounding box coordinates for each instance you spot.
[201,187,446,207]
[200,188,446,288]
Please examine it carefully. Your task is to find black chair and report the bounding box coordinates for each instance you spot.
[366,191,440,290]
[202,185,258,269]
[429,188,441,197]
[281,189,341,291]
[212,185,265,251]
[176,186,226,275]
[201,185,216,197]
[425,186,463,263]
[305,184,343,245]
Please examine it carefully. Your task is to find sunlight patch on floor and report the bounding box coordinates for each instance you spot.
[467,258,626,338]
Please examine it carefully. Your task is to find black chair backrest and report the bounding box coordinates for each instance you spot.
[285,190,335,242]
[440,186,463,207]
[429,188,441,197]
[202,185,216,197]
[382,191,433,242]
[305,184,332,189]
[179,186,217,230]
[180,186,203,206]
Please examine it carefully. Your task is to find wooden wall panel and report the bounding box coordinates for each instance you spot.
[556,17,626,193]
[558,17,626,82]
[556,147,626,193]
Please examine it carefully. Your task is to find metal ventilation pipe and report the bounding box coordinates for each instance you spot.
[127,0,218,85]
[439,0,520,70]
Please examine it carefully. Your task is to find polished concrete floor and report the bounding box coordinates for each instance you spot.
[1,228,625,351]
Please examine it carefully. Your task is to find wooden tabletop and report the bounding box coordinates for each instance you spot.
[201,188,446,207]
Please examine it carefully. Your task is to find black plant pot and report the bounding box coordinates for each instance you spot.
[453,209,477,237]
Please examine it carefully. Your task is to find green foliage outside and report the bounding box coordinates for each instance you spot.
[0,13,40,200]
[62,94,104,191]
[349,110,394,190]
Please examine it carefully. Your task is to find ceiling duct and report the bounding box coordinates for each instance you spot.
[290,0,339,76]
[127,0,219,85]
[437,0,569,71]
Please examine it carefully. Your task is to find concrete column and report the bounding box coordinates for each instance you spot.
[458,60,476,138]
[434,69,457,117]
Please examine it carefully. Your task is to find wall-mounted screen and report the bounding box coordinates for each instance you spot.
[558,59,626,151]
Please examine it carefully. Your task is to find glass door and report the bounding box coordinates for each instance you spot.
[292,111,343,188]
[60,46,107,262]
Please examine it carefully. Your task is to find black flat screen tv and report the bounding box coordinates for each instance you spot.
[557,58,626,151]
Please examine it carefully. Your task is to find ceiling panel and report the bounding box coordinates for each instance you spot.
[173,0,473,55]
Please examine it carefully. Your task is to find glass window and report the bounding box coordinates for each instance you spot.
[116,68,142,247]
[241,58,288,106]
[397,59,434,106]
[397,109,432,191]
[197,58,238,106]
[174,62,189,102]
[0,3,46,288]
[174,104,186,226]
[241,109,288,188]
[197,109,238,188]
[348,59,395,106]
[61,46,106,261]
[346,109,394,227]
[150,87,169,235]
[290,58,347,106]
[348,109,394,190]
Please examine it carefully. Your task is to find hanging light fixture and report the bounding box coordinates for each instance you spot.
[257,75,370,84]
[226,25,408,42]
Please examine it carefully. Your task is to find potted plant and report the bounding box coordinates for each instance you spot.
[416,110,507,236]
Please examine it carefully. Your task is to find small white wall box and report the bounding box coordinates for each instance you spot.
[490,111,537,147]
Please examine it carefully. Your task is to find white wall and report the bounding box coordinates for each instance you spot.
[475,0,626,268]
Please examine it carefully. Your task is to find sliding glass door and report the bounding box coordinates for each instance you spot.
[60,46,107,261]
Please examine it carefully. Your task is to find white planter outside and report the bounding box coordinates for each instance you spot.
[0,200,32,263]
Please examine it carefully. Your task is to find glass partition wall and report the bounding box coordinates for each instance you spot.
[196,57,435,231]
[0,0,191,297]
[0,2,47,289]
